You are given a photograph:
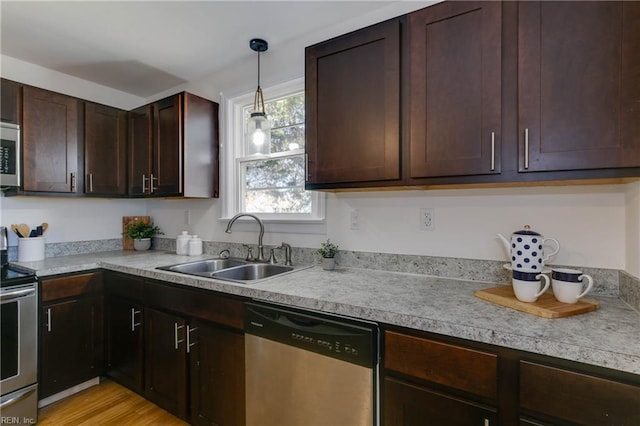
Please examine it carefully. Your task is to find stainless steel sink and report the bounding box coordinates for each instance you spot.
[157,258,246,275]
[211,263,293,282]
[156,257,310,284]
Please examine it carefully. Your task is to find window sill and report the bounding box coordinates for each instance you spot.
[218,216,327,235]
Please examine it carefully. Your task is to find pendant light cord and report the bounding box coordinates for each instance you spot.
[253,50,266,114]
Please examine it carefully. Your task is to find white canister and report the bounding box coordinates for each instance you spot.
[188,235,203,256]
[18,237,46,262]
[176,231,191,255]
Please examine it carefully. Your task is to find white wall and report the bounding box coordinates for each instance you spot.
[626,182,640,278]
[0,196,148,246]
[147,185,627,270]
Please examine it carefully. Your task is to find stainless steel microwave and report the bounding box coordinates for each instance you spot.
[0,122,20,187]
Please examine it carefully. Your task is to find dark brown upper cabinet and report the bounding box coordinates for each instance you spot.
[305,18,402,189]
[129,92,219,198]
[408,1,502,179]
[518,1,640,173]
[85,103,127,196]
[22,86,80,193]
[1,79,20,124]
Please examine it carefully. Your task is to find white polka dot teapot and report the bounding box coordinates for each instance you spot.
[498,225,560,272]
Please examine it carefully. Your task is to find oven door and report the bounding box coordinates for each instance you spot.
[1,282,37,394]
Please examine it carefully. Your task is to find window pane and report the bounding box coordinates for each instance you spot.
[243,92,305,154]
[243,156,310,213]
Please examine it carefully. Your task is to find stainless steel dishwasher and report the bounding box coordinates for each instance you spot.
[244,301,379,426]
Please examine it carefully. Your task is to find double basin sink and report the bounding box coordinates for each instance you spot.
[157,257,311,284]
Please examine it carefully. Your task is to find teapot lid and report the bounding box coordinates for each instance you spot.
[513,225,541,236]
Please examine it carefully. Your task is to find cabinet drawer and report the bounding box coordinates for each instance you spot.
[105,271,143,301]
[145,281,244,330]
[520,361,640,425]
[385,331,498,399]
[41,271,103,302]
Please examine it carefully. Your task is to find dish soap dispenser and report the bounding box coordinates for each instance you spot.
[188,235,203,256]
[176,231,191,255]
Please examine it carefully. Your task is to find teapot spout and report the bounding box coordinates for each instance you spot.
[497,234,510,256]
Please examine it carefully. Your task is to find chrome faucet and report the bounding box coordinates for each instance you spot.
[225,213,266,262]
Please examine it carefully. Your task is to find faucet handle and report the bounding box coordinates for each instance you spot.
[219,249,230,259]
[242,244,255,261]
[268,248,279,264]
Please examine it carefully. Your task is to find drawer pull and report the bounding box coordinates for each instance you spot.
[490,132,495,171]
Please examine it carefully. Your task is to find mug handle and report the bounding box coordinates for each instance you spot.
[576,274,594,299]
[534,274,551,297]
[542,238,560,261]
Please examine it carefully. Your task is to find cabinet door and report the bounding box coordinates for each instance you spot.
[144,307,188,419]
[409,1,502,178]
[128,104,152,196]
[1,79,20,124]
[190,320,245,426]
[85,103,127,195]
[518,1,640,172]
[384,377,497,426]
[106,296,144,394]
[22,86,79,192]
[305,18,401,186]
[153,94,182,196]
[40,295,103,398]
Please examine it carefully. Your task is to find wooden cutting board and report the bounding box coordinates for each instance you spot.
[122,216,150,250]
[475,285,599,318]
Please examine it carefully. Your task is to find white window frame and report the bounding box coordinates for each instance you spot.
[220,78,326,233]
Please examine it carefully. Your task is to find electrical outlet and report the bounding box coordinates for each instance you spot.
[184,210,191,226]
[350,208,360,230]
[419,208,434,231]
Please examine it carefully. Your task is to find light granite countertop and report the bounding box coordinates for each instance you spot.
[13,250,640,376]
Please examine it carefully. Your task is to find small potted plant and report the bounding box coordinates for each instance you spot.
[124,221,163,251]
[315,239,339,270]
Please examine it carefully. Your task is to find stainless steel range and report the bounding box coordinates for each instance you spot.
[1,254,38,424]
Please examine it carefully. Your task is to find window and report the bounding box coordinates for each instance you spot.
[222,78,325,227]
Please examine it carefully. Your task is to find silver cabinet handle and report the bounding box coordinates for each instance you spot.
[490,132,495,171]
[174,323,184,349]
[46,308,52,332]
[524,128,529,169]
[70,172,76,192]
[150,173,158,192]
[186,325,197,353]
[88,173,94,192]
[142,174,149,193]
[131,308,141,331]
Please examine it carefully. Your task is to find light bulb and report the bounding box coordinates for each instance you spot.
[252,129,265,146]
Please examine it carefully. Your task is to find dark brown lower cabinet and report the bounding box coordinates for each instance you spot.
[103,276,246,425]
[39,272,103,399]
[144,307,188,419]
[384,377,497,426]
[105,295,144,394]
[189,320,245,426]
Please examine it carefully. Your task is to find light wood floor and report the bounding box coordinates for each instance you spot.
[37,379,188,425]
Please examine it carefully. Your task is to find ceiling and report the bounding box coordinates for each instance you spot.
[1,1,413,98]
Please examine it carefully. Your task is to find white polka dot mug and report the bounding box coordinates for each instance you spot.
[498,225,560,273]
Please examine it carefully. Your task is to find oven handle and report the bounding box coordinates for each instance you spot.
[0,385,37,409]
[0,287,36,303]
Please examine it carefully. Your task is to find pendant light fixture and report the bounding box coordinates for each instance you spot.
[247,38,271,156]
